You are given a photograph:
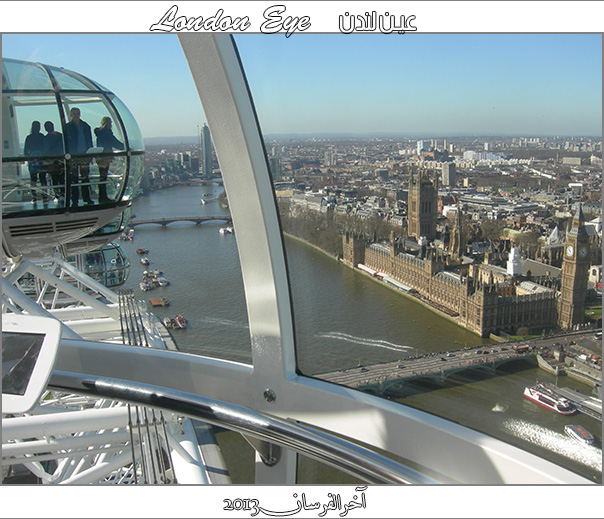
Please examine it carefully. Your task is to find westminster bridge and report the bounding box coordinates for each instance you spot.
[316,327,602,397]
[316,347,538,397]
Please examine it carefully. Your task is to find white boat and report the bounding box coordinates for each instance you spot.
[219,226,234,235]
[163,317,175,328]
[565,425,595,446]
[1,36,593,490]
[157,277,169,287]
[523,384,577,415]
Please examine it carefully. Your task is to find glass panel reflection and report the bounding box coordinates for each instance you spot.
[2,157,67,211]
[51,67,99,91]
[235,34,603,483]
[110,96,144,151]
[2,60,53,90]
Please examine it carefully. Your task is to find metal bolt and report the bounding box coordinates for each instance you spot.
[263,388,276,403]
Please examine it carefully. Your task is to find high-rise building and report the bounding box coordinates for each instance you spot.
[416,140,430,155]
[558,205,590,330]
[441,162,456,186]
[201,123,213,178]
[324,146,336,167]
[268,156,282,180]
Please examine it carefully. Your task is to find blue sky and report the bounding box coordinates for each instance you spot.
[2,33,601,139]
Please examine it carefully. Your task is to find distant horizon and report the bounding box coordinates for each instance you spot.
[4,34,600,139]
[144,131,602,145]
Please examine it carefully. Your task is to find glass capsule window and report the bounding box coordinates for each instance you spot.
[73,241,130,288]
[234,34,603,483]
[1,58,144,214]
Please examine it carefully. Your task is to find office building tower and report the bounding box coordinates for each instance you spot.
[416,140,430,155]
[201,123,213,178]
[441,162,456,186]
[269,156,282,180]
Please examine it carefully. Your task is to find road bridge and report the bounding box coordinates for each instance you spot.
[316,348,537,397]
[129,216,232,228]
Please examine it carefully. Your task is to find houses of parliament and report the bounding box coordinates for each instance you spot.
[343,170,592,338]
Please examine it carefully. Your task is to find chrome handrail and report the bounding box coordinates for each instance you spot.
[48,371,437,485]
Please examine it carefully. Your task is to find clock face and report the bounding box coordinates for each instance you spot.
[579,246,588,258]
[566,245,574,257]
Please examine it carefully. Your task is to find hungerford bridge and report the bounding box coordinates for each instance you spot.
[129,216,232,227]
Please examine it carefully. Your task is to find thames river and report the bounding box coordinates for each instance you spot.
[118,184,601,483]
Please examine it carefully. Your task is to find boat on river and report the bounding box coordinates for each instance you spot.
[136,248,149,255]
[564,425,595,446]
[163,317,175,328]
[150,297,170,307]
[523,384,577,415]
[140,257,149,265]
[174,314,187,329]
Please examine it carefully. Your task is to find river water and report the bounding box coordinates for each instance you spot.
[118,184,601,483]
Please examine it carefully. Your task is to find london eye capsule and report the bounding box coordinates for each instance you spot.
[1,58,145,259]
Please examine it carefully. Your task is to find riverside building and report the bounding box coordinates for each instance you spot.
[343,204,591,338]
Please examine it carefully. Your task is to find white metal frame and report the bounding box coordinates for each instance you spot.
[20,34,590,484]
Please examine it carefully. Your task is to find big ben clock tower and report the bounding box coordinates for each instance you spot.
[558,205,590,330]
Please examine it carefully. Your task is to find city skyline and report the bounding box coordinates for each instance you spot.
[2,33,602,139]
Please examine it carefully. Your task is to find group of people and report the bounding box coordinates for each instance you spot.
[23,120,64,203]
[24,107,124,208]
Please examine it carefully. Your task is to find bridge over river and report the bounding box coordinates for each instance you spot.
[129,216,232,228]
[316,347,537,397]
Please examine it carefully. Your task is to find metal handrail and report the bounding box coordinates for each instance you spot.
[48,371,437,485]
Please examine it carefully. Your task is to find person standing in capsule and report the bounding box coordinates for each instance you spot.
[94,117,124,204]
[64,107,93,207]
[24,120,47,203]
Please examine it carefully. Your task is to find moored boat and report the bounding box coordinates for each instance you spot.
[140,257,150,265]
[157,277,169,287]
[174,314,186,329]
[163,317,175,329]
[523,384,577,415]
[150,296,170,307]
[140,282,153,292]
[564,425,595,446]
[136,247,149,254]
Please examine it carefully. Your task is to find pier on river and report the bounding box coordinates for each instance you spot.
[543,383,602,422]
[316,347,537,395]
